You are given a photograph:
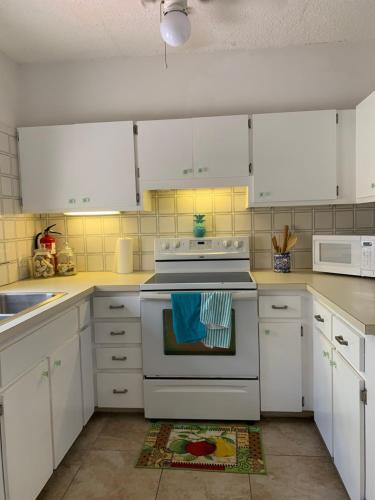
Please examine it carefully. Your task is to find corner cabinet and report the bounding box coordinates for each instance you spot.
[356,91,375,203]
[138,115,249,190]
[249,110,338,205]
[18,121,139,213]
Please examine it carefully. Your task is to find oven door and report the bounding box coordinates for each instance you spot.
[140,290,259,378]
[313,235,361,276]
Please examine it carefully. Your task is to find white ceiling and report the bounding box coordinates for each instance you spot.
[1,0,375,64]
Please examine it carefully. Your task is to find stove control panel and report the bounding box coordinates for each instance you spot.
[155,237,249,259]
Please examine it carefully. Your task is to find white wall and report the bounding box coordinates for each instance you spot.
[17,40,375,126]
[0,51,19,129]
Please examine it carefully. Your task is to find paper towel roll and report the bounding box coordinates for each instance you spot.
[113,238,133,274]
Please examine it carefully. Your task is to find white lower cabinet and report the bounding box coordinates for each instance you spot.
[1,360,53,500]
[313,329,333,456]
[49,335,83,467]
[79,326,95,425]
[332,350,365,500]
[259,322,302,412]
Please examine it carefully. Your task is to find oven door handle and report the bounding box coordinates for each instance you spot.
[140,291,258,300]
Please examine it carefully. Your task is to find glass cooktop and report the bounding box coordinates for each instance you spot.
[141,272,257,291]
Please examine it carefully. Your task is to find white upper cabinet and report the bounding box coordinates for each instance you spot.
[137,118,193,182]
[356,91,375,203]
[138,115,249,189]
[192,115,249,178]
[18,121,138,213]
[250,110,338,205]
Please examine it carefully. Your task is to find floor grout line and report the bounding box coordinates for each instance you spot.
[154,469,163,500]
[60,464,82,500]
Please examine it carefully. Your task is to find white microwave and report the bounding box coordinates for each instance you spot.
[313,235,375,277]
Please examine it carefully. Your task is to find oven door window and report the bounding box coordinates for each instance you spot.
[163,309,236,355]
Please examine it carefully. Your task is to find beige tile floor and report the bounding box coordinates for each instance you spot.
[38,414,349,500]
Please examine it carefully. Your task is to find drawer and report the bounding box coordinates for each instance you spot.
[93,296,140,319]
[259,296,302,318]
[96,372,143,408]
[332,316,365,372]
[96,346,142,370]
[94,321,141,344]
[0,308,78,387]
[78,300,91,330]
[313,301,332,340]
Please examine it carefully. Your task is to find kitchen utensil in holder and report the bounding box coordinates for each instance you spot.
[273,252,291,273]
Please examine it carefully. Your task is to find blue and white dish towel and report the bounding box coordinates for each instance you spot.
[200,291,232,348]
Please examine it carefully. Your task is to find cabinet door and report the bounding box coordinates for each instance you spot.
[50,335,83,466]
[18,121,137,212]
[80,326,95,425]
[137,119,193,181]
[313,329,333,455]
[252,110,337,203]
[356,91,375,202]
[1,360,53,500]
[192,115,249,178]
[259,322,302,412]
[332,350,365,500]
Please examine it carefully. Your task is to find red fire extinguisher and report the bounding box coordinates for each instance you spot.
[34,224,62,270]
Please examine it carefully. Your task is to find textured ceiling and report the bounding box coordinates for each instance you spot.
[1,0,375,63]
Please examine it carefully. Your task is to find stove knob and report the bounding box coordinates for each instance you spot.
[173,241,181,249]
[234,240,243,249]
[161,242,170,250]
[222,240,231,248]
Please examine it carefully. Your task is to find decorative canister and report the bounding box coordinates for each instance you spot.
[193,214,206,238]
[32,245,55,278]
[273,252,291,273]
[57,242,77,276]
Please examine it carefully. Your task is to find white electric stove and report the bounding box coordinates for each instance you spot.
[140,237,260,421]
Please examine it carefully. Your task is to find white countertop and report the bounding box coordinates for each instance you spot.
[254,270,375,335]
[0,272,152,345]
[0,270,374,345]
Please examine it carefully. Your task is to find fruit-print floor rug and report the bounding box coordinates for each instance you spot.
[135,422,266,474]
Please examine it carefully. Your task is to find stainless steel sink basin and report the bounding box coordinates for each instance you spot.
[0,292,66,323]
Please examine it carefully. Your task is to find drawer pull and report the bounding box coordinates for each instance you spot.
[271,305,288,310]
[110,330,126,336]
[113,388,128,394]
[111,355,127,361]
[335,335,348,346]
[323,351,330,358]
[109,304,125,310]
[314,314,324,323]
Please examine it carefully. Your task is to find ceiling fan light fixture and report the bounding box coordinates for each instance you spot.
[160,1,191,47]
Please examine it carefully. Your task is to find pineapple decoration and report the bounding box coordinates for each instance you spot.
[193,214,206,238]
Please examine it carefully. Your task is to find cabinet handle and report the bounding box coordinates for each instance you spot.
[54,360,62,367]
[334,335,348,346]
[330,361,337,368]
[41,370,49,378]
[371,183,375,189]
[314,314,324,323]
[111,355,127,361]
[197,167,208,173]
[109,304,125,310]
[264,329,270,335]
[82,197,90,203]
[271,305,288,310]
[323,351,330,358]
[110,330,126,336]
[183,168,193,175]
[113,388,128,394]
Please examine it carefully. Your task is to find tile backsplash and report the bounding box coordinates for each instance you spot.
[0,125,41,285]
[42,188,375,273]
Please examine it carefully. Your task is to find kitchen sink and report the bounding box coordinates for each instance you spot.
[0,292,66,323]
